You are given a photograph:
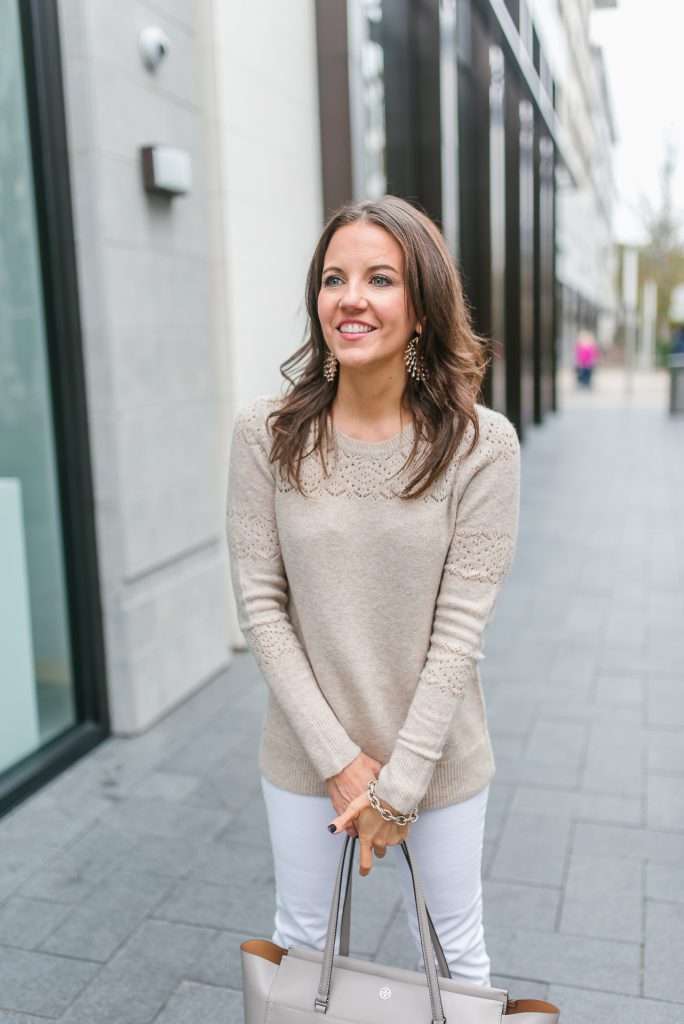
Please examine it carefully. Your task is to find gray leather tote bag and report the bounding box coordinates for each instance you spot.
[241,836,560,1023]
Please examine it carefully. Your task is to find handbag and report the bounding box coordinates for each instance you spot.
[241,835,560,1023]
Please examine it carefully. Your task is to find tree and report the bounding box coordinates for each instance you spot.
[638,143,684,343]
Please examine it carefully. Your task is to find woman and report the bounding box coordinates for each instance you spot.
[227,196,520,985]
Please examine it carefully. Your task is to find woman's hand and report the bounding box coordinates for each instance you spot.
[326,752,382,839]
[328,792,411,875]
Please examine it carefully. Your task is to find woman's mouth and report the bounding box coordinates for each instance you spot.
[337,322,376,340]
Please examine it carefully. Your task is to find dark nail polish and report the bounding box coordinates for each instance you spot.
[327,824,337,833]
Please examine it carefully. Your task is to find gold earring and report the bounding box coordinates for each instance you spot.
[405,332,428,382]
[323,348,338,382]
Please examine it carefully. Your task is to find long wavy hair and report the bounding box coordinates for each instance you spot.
[267,196,489,499]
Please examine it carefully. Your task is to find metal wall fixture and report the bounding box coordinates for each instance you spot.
[139,26,171,71]
[141,146,192,197]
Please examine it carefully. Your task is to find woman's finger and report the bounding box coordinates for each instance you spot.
[373,845,387,859]
[359,836,374,876]
[327,794,367,835]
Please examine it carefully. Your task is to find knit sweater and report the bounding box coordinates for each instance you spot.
[227,395,520,813]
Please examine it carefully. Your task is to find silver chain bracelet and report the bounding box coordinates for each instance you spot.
[367,780,418,826]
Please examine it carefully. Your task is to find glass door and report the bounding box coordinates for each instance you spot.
[0,0,78,771]
[1,0,107,809]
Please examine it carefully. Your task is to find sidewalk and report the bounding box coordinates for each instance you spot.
[1,370,683,1024]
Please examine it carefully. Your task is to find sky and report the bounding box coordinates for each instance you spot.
[590,0,684,246]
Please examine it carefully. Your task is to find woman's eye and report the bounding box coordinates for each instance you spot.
[322,275,343,287]
[370,274,392,287]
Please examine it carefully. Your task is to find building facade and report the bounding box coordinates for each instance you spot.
[529,0,618,366]
[0,0,615,811]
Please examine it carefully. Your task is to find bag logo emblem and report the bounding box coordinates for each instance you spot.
[379,987,392,1000]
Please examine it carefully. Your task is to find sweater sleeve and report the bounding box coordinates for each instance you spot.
[373,413,521,812]
[226,399,361,781]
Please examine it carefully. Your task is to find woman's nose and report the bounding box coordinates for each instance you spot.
[339,282,367,309]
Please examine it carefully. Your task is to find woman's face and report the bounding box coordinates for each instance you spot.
[317,221,419,377]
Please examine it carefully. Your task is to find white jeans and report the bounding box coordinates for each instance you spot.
[260,776,490,986]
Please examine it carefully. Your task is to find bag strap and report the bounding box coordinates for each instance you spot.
[338,842,451,980]
[315,837,448,1024]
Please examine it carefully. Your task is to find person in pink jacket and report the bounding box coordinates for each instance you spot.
[574,329,600,388]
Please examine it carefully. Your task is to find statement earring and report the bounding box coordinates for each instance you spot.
[323,348,338,382]
[405,332,428,382]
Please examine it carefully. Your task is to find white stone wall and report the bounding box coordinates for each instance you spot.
[212,0,324,415]
[57,0,232,733]
[57,0,324,731]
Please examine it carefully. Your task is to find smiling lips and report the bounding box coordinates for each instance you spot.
[337,320,376,339]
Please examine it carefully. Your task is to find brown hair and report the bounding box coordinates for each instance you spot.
[268,195,488,499]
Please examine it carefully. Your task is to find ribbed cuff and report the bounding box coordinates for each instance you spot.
[374,736,495,813]
[374,746,436,815]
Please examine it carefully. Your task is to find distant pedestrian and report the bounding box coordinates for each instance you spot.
[574,329,600,388]
[226,196,520,985]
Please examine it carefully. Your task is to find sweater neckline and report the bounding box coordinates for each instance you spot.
[331,418,414,455]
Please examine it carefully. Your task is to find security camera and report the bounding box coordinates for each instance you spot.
[139,27,170,71]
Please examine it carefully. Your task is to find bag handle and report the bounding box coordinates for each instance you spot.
[338,842,452,980]
[315,837,447,1024]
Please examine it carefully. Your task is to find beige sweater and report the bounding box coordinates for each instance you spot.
[227,395,520,812]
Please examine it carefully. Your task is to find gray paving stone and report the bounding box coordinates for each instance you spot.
[127,835,214,879]
[20,827,139,903]
[487,755,580,789]
[644,901,684,997]
[485,699,536,738]
[190,834,275,887]
[535,700,642,728]
[646,775,684,830]
[581,749,643,797]
[647,742,684,773]
[573,823,684,864]
[217,789,270,848]
[0,840,59,902]
[63,919,214,1024]
[647,679,684,727]
[185,773,259,814]
[547,646,599,687]
[559,853,642,942]
[490,814,572,887]
[40,868,171,961]
[0,947,97,1017]
[161,727,242,777]
[594,674,644,706]
[483,783,513,842]
[374,907,420,970]
[486,925,641,994]
[0,896,71,949]
[547,985,684,1023]
[154,981,244,1024]
[523,721,587,769]
[134,771,202,802]
[130,832,275,888]
[646,861,684,904]
[100,797,232,841]
[155,877,275,935]
[0,793,104,848]
[0,1013,60,1023]
[483,880,560,932]
[481,840,497,879]
[599,648,654,675]
[510,787,641,826]
[186,928,244,989]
